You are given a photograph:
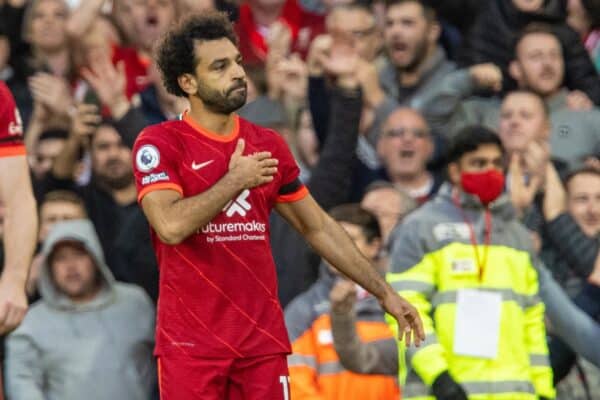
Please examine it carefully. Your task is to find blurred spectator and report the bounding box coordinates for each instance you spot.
[4,0,76,125]
[459,0,600,104]
[68,0,177,101]
[423,25,600,170]
[42,115,143,285]
[360,181,416,245]
[566,0,600,73]
[4,219,156,400]
[115,0,176,59]
[360,181,417,272]
[372,0,455,144]
[22,0,71,76]
[27,190,87,299]
[285,204,399,400]
[542,165,600,293]
[37,190,87,244]
[27,129,68,191]
[235,0,325,66]
[307,2,383,139]
[325,4,383,64]
[305,4,386,197]
[377,107,443,203]
[139,61,189,125]
[542,165,600,384]
[114,0,176,98]
[498,91,557,218]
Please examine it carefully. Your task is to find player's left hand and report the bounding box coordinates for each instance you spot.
[379,287,424,347]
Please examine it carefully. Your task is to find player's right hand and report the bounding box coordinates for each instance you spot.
[228,139,279,189]
[0,277,28,335]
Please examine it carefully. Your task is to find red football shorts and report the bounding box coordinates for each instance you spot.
[157,353,291,399]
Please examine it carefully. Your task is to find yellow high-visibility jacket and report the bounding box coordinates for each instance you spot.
[386,184,555,400]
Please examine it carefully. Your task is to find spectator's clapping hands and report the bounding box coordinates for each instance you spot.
[523,140,551,181]
[81,51,130,119]
[509,150,544,214]
[319,30,360,89]
[566,90,594,111]
[307,34,332,77]
[265,22,307,104]
[276,54,309,104]
[267,22,292,59]
[28,73,74,117]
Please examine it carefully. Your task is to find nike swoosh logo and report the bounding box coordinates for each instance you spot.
[192,160,214,170]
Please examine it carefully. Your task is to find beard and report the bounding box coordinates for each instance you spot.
[93,160,134,191]
[398,37,429,73]
[196,80,248,114]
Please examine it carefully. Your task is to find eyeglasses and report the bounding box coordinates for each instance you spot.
[350,26,377,39]
[382,127,430,139]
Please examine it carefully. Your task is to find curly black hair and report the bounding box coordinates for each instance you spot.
[156,11,238,98]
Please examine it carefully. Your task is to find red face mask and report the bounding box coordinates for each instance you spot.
[460,169,505,205]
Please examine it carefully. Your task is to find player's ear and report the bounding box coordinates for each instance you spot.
[178,73,198,96]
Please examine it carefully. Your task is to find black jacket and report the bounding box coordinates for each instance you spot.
[272,86,362,307]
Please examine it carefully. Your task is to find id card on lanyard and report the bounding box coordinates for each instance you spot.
[451,191,502,359]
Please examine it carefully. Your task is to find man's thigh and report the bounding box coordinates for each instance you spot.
[158,355,232,400]
[227,353,290,400]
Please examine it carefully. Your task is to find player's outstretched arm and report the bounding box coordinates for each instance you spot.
[141,139,279,245]
[0,155,38,334]
[275,195,425,346]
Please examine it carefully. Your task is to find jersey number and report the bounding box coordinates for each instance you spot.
[279,375,290,400]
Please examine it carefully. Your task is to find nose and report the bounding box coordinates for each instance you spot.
[589,199,600,215]
[400,132,416,144]
[106,144,122,159]
[230,62,245,81]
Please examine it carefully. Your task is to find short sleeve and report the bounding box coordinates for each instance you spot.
[132,126,184,203]
[271,131,308,203]
[0,82,25,158]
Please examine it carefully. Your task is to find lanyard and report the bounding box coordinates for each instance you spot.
[452,191,492,282]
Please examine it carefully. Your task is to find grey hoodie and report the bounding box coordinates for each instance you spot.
[4,219,156,400]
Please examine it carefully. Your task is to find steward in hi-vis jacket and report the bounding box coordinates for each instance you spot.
[386,127,554,400]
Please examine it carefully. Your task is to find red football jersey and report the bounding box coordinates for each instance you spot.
[133,112,308,359]
[0,82,25,158]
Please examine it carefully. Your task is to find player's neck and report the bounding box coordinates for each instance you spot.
[187,105,236,136]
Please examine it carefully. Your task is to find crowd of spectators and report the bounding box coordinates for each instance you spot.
[0,0,599,399]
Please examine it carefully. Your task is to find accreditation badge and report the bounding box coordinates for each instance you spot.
[453,289,502,359]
